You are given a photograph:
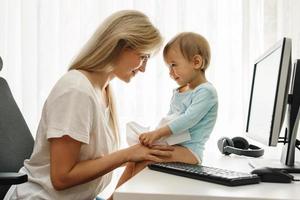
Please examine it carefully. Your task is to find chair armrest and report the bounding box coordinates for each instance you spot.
[0,173,27,185]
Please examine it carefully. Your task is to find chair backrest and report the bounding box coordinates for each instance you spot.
[0,56,34,198]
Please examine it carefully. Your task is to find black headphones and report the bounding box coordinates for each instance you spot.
[217,136,264,158]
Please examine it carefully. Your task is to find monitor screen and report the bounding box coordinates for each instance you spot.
[246,38,292,146]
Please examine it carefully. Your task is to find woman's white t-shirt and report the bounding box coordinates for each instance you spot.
[5,70,118,200]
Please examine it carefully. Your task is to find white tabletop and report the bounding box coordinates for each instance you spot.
[114,142,300,200]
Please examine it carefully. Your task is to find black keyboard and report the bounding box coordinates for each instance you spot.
[148,162,260,186]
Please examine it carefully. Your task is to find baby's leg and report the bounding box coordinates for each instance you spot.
[163,145,200,164]
[116,161,151,188]
[110,162,149,200]
[131,161,151,176]
[115,162,136,188]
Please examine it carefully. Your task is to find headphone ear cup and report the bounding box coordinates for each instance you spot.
[232,136,249,149]
[217,137,234,155]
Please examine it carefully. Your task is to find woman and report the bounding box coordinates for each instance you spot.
[5,10,174,200]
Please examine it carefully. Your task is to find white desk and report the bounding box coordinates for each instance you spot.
[114,143,300,200]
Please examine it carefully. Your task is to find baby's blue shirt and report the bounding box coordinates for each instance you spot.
[168,82,218,161]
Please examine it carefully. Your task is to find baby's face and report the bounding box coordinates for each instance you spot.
[164,48,196,87]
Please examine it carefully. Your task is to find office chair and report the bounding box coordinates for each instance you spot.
[0,56,34,199]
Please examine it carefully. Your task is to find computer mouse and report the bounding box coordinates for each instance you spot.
[251,167,294,183]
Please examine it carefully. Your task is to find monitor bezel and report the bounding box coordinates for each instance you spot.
[246,37,292,146]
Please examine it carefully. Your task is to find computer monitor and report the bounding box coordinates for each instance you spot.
[283,59,300,167]
[246,37,300,171]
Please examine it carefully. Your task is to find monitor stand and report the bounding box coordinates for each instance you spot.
[248,158,300,173]
[248,142,300,173]
[249,106,300,173]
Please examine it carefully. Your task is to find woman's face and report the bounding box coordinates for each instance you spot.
[113,48,150,83]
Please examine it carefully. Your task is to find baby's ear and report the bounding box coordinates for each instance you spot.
[193,55,203,70]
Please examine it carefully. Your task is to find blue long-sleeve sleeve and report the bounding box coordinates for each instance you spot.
[165,82,218,160]
[168,85,218,135]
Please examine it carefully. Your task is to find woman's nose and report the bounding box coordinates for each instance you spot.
[138,63,146,72]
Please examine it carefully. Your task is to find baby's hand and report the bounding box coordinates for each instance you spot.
[139,131,161,147]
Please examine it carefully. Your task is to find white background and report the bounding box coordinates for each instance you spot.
[1,0,300,198]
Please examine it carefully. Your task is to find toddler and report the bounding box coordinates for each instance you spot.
[139,32,218,162]
[115,32,218,190]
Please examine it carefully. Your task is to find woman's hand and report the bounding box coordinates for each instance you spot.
[125,144,174,163]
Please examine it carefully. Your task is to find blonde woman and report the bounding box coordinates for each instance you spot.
[4,10,174,200]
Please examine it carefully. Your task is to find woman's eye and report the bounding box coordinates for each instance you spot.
[140,54,150,61]
[170,63,176,67]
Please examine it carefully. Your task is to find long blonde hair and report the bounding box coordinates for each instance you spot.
[69,10,163,147]
[69,10,162,72]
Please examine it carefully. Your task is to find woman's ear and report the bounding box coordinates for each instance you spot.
[193,55,204,70]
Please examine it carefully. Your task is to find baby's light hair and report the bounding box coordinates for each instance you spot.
[163,32,211,70]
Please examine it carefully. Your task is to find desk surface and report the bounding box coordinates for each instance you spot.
[114,143,300,200]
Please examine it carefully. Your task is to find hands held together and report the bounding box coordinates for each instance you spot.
[127,144,174,163]
[127,126,173,163]
[139,126,172,147]
[139,131,161,147]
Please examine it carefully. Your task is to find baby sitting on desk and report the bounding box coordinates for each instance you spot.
[115,32,218,190]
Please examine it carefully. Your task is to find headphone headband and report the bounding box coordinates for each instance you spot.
[218,137,264,158]
[224,145,264,157]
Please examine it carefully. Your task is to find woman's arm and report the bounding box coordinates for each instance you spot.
[49,135,173,190]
